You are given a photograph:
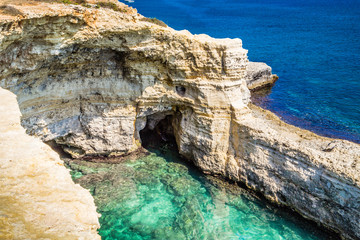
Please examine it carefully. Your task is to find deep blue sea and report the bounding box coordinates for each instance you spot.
[123,0,360,143]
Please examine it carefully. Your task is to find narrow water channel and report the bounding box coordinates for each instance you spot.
[65,130,337,240]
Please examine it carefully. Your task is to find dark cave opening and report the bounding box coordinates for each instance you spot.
[139,114,177,150]
[46,140,73,159]
[138,112,207,182]
[175,85,186,96]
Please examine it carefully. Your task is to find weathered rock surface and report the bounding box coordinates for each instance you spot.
[0,1,359,239]
[0,87,100,239]
[0,1,252,159]
[228,105,360,240]
[245,62,278,90]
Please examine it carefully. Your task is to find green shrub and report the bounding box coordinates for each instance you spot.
[81,3,92,8]
[44,0,128,13]
[61,0,86,5]
[140,17,167,28]
[96,2,122,12]
[0,5,24,16]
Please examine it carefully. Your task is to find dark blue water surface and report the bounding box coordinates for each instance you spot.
[123,0,360,143]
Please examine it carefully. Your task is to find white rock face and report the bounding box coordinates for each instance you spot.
[0,1,359,239]
[0,87,100,239]
[0,3,251,160]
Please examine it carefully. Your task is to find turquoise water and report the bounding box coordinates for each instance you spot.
[66,2,359,237]
[67,143,337,240]
[122,0,360,143]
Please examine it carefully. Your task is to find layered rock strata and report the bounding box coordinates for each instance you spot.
[0,1,253,159]
[0,1,359,239]
[228,105,359,240]
[0,87,100,239]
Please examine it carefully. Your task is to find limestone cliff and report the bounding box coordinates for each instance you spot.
[228,105,359,240]
[0,87,100,239]
[0,1,359,239]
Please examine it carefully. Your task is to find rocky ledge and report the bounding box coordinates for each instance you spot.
[0,87,100,239]
[0,0,359,239]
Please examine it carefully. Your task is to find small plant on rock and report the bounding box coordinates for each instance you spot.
[140,17,167,28]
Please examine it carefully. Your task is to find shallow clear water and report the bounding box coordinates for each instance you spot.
[122,0,360,143]
[67,143,337,240]
[65,2,358,238]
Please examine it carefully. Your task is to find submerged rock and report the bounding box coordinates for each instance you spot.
[67,147,338,240]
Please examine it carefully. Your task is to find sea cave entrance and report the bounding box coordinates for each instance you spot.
[139,112,178,151]
[63,111,340,240]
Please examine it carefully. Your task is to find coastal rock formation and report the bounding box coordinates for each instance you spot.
[0,1,359,239]
[245,62,278,90]
[228,105,360,240]
[0,1,252,159]
[0,87,100,239]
